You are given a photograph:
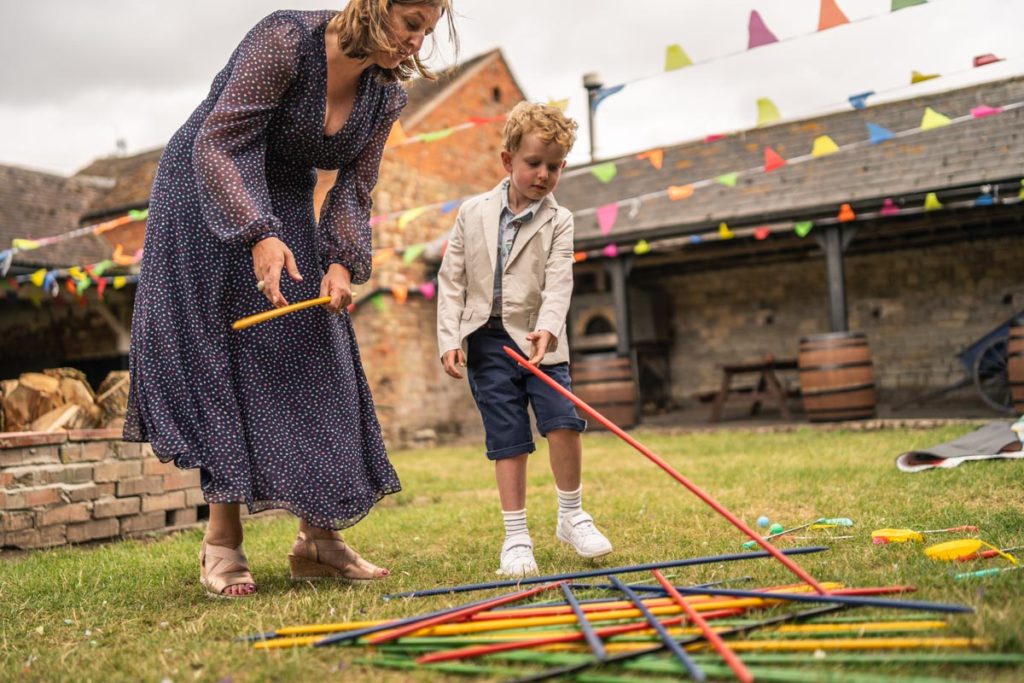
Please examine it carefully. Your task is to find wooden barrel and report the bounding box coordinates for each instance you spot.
[571,355,638,430]
[798,332,876,422]
[1009,324,1024,414]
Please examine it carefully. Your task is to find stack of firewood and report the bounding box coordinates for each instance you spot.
[0,368,129,433]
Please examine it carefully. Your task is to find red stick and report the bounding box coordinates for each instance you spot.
[502,345,828,594]
[653,569,753,683]
[367,580,565,644]
[415,608,743,664]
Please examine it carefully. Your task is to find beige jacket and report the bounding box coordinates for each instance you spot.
[437,182,575,365]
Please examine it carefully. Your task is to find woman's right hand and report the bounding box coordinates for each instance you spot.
[251,237,302,307]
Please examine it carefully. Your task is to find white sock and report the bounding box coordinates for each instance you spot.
[502,508,529,539]
[556,485,583,518]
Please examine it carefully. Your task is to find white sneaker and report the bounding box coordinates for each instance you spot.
[497,534,538,576]
[556,510,613,558]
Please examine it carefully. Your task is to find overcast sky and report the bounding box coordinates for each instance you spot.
[0,0,1020,176]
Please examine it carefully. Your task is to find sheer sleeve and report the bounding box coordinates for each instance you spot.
[317,85,407,283]
[191,12,303,245]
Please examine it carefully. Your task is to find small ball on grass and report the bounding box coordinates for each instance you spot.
[769,523,784,534]
[756,516,770,528]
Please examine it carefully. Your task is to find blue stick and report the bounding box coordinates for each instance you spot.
[664,585,972,614]
[560,583,607,661]
[382,546,828,600]
[610,575,706,681]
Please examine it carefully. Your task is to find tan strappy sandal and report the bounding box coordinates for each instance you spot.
[199,542,257,599]
[288,531,389,582]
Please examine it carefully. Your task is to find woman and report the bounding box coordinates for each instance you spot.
[124,1,457,598]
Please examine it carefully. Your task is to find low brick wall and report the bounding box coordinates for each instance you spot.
[0,429,203,550]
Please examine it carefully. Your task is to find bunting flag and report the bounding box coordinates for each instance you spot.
[970,105,1003,118]
[756,97,781,126]
[418,281,436,300]
[633,239,651,255]
[665,44,693,71]
[818,0,849,30]
[764,146,787,172]
[867,122,894,144]
[29,269,47,287]
[402,243,426,264]
[370,294,388,312]
[920,106,952,130]
[715,172,739,187]
[113,276,128,290]
[704,133,725,143]
[602,243,618,258]
[397,207,427,229]
[892,0,927,10]
[385,120,409,148]
[811,135,840,157]
[753,226,771,240]
[667,184,695,201]
[973,53,1003,67]
[591,162,618,183]
[637,149,664,169]
[97,278,107,300]
[848,91,875,110]
[880,198,901,215]
[747,10,778,49]
[974,192,994,207]
[1020,179,1024,200]
[415,128,455,143]
[689,235,703,244]
[911,70,940,84]
[794,221,814,237]
[391,282,409,305]
[573,251,588,263]
[923,192,943,210]
[837,203,856,222]
[0,250,11,278]
[591,84,625,111]
[718,222,734,239]
[596,203,619,235]
[547,98,569,112]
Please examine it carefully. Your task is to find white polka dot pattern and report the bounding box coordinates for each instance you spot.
[123,10,405,530]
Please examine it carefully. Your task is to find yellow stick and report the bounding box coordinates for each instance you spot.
[543,636,988,654]
[232,296,332,330]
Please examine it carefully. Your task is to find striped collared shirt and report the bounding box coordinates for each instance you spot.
[491,179,542,316]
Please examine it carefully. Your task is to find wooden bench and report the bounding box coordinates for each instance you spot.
[708,356,799,423]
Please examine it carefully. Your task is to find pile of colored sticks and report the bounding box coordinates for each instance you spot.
[242,556,1024,682]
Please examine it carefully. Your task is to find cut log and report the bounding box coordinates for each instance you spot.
[58,376,102,428]
[96,371,130,426]
[31,404,81,432]
[3,373,62,431]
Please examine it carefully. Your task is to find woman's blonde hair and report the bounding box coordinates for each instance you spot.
[503,102,579,155]
[328,0,458,82]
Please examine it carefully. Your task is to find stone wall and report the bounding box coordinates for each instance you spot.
[0,430,203,550]
[663,234,1024,404]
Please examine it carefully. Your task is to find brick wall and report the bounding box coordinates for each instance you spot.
[663,234,1024,403]
[0,430,203,550]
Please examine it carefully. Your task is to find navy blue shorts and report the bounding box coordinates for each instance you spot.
[466,323,586,460]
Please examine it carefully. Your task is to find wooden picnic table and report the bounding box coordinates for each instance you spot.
[708,356,799,423]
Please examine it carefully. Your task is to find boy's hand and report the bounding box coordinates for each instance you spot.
[442,349,466,379]
[526,330,554,365]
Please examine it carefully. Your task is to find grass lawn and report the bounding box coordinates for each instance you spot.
[2,424,1023,681]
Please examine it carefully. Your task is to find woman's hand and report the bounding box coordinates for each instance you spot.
[252,237,302,307]
[320,263,355,314]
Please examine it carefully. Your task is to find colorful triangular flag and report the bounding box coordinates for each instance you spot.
[764,146,786,172]
[547,98,569,112]
[418,281,436,300]
[664,44,693,71]
[667,184,694,201]
[794,221,814,237]
[974,193,994,207]
[753,227,771,240]
[920,106,951,130]
[715,172,739,187]
[867,122,894,144]
[892,0,926,10]
[602,243,619,258]
[748,10,779,49]
[911,70,939,84]
[402,243,426,264]
[880,198,901,216]
[811,136,839,157]
[818,0,849,30]
[637,149,664,170]
[29,269,47,288]
[590,162,618,183]
[591,84,625,111]
[416,128,455,143]
[923,192,943,210]
[848,91,874,110]
[633,240,651,255]
[838,203,856,222]
[756,97,781,127]
[970,105,1003,118]
[596,203,620,236]
[397,206,427,229]
[718,222,734,239]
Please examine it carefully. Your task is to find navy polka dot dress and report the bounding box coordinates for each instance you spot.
[123,10,403,530]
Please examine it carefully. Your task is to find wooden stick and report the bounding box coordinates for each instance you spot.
[231,296,331,330]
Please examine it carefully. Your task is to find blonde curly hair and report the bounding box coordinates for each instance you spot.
[328,0,459,82]
[503,101,578,155]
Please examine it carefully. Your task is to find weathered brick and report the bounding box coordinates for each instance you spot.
[167,507,198,527]
[58,483,105,503]
[110,441,144,460]
[185,487,206,507]
[6,524,66,549]
[142,458,177,476]
[67,518,120,544]
[140,491,185,513]
[59,441,108,464]
[116,476,164,497]
[0,444,62,467]
[3,485,62,510]
[92,460,143,483]
[93,496,141,519]
[120,511,165,534]
[0,431,68,449]
[4,464,95,487]
[162,470,200,491]
[36,502,92,527]
[1,510,34,532]
[67,428,123,441]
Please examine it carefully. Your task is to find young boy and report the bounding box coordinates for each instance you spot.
[436,102,612,576]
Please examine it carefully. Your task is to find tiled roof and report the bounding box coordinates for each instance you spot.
[0,164,113,268]
[74,147,163,218]
[557,75,1024,247]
